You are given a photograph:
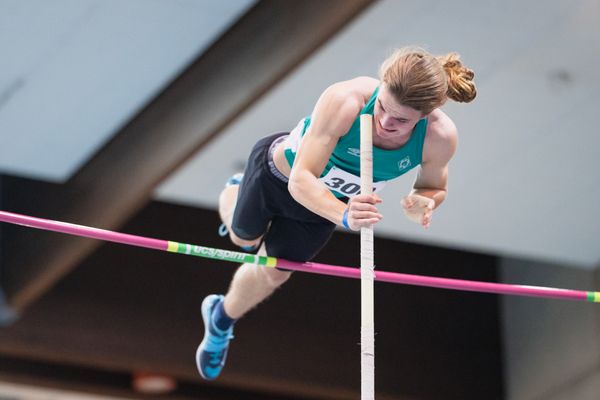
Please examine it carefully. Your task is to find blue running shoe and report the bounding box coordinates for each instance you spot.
[225,172,244,187]
[196,294,234,380]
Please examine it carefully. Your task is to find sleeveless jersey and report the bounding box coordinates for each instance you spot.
[284,87,428,198]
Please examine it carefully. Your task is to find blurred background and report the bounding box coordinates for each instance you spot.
[0,0,599,399]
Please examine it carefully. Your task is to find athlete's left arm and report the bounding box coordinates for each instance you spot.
[402,113,458,228]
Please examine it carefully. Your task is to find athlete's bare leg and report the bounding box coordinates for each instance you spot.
[222,243,291,319]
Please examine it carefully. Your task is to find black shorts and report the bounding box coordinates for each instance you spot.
[231,133,337,262]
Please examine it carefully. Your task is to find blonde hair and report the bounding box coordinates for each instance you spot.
[379,47,477,115]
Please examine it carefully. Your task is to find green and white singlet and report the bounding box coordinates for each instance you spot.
[284,87,428,198]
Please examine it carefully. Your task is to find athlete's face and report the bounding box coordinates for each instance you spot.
[374,84,423,139]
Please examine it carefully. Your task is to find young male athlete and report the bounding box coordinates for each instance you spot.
[197,46,477,380]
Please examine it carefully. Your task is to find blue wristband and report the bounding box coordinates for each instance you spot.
[342,208,350,230]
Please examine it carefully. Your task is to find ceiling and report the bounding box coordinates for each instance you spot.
[0,0,255,180]
[1,0,599,271]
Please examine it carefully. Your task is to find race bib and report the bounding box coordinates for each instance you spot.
[320,166,386,198]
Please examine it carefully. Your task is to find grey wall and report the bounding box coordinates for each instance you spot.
[501,258,600,399]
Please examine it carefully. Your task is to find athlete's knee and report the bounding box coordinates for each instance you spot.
[229,230,262,249]
[259,266,292,288]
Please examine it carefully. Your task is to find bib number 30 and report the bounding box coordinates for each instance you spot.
[320,166,386,198]
[324,177,361,196]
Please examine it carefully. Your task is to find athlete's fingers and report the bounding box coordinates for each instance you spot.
[351,193,381,205]
[364,217,381,226]
[422,211,431,227]
[352,217,381,228]
[350,210,383,221]
[401,197,414,209]
[350,202,379,213]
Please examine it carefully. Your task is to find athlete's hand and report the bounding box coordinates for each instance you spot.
[346,194,383,230]
[401,194,434,228]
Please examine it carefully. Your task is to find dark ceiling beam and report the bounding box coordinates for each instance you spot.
[3,0,377,311]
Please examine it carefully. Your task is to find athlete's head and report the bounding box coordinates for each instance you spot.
[375,47,476,138]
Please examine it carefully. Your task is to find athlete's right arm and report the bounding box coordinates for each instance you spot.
[288,81,382,230]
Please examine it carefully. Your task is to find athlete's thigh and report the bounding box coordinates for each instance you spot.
[264,216,336,262]
[230,136,277,240]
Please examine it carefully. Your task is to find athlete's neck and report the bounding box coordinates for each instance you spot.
[373,131,412,150]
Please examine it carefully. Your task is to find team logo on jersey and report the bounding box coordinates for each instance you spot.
[347,148,360,157]
[398,156,411,170]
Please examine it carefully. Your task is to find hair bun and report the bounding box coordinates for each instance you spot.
[440,53,477,103]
